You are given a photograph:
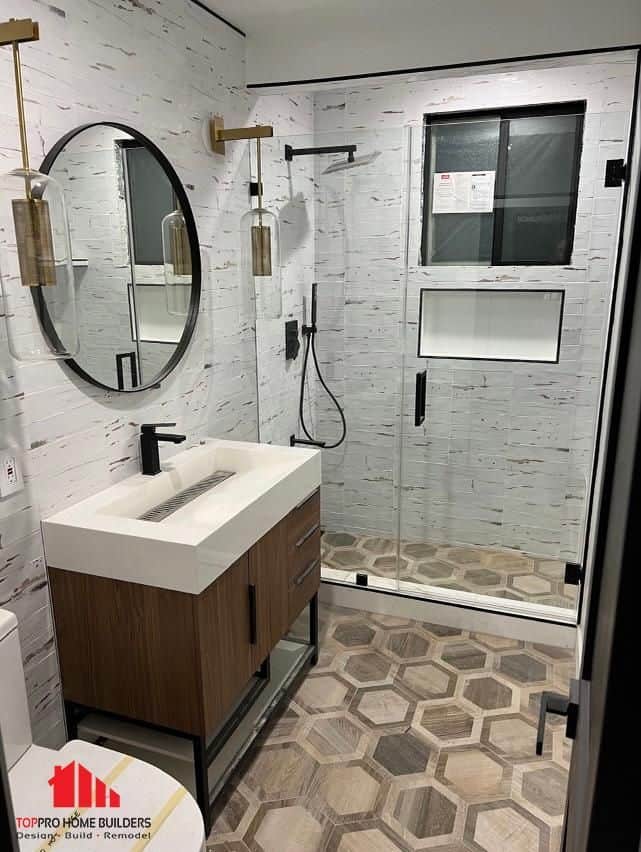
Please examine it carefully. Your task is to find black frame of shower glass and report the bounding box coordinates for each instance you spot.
[420,100,586,267]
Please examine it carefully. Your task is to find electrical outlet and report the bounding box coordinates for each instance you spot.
[0,450,24,498]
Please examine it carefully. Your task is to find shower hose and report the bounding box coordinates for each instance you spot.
[298,324,347,450]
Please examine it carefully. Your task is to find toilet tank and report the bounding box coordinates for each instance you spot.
[0,609,32,770]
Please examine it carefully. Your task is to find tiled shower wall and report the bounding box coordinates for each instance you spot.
[0,0,313,747]
[312,54,637,561]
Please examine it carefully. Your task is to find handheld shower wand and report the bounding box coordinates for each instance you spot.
[292,283,347,450]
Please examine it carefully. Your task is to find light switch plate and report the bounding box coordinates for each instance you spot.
[0,450,24,498]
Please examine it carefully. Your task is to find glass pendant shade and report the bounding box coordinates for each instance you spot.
[162,207,192,317]
[240,206,282,319]
[0,167,79,361]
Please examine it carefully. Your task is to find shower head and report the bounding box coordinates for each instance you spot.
[322,151,381,175]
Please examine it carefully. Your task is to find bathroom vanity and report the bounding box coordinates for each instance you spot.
[42,439,321,832]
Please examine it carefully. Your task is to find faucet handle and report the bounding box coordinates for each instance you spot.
[141,422,177,433]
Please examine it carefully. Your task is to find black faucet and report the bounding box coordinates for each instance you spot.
[140,423,186,476]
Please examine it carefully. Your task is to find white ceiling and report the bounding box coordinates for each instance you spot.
[204,0,641,86]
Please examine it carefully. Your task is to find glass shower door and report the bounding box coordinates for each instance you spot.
[396,110,630,619]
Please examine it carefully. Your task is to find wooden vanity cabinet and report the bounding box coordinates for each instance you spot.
[48,489,321,741]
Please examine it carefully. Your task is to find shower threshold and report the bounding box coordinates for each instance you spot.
[321,531,577,612]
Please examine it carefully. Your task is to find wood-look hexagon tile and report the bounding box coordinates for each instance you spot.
[471,633,522,652]
[303,714,367,762]
[512,761,568,823]
[294,673,354,714]
[342,650,394,685]
[509,574,552,596]
[363,537,397,556]
[481,714,549,761]
[399,661,456,701]
[261,705,304,744]
[324,533,359,548]
[243,742,319,802]
[416,702,480,747]
[372,731,433,777]
[247,802,328,852]
[332,548,368,568]
[333,621,378,648]
[313,761,388,822]
[440,641,488,672]
[422,623,464,639]
[388,781,462,847]
[497,652,548,685]
[325,819,411,852]
[444,548,482,566]
[369,614,415,630]
[385,629,431,661]
[459,674,517,714]
[464,568,502,588]
[415,560,456,581]
[464,800,549,852]
[402,542,439,560]
[210,788,253,837]
[351,686,414,729]
[531,643,575,662]
[373,556,406,577]
[436,746,511,802]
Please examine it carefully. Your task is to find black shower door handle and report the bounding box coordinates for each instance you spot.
[415,370,427,426]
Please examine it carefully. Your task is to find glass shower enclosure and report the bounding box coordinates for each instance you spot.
[259,106,630,625]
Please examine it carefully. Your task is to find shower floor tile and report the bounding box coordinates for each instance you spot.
[321,532,578,611]
[207,604,572,852]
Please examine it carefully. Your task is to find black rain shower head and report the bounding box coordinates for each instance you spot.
[285,143,357,162]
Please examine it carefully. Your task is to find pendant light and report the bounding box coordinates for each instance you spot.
[0,18,78,362]
[210,117,282,318]
[162,206,191,317]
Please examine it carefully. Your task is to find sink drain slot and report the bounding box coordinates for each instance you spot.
[138,470,234,522]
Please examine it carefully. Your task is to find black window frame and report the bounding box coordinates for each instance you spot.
[420,100,587,267]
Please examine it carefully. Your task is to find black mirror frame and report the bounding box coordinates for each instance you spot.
[36,122,202,393]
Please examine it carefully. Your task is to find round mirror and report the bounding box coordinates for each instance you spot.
[38,123,200,391]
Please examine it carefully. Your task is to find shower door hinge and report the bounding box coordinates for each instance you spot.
[564,562,584,586]
[250,181,264,197]
[604,159,627,187]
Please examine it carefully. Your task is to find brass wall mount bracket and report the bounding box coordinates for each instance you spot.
[0,18,40,47]
[210,115,273,156]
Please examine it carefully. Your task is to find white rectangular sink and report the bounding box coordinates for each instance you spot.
[42,439,321,594]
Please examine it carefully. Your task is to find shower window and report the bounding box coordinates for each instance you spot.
[421,101,586,266]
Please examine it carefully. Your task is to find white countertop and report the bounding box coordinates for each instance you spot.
[42,438,321,594]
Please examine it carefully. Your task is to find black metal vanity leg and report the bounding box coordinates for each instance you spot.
[192,735,211,837]
[310,593,319,666]
[64,701,78,741]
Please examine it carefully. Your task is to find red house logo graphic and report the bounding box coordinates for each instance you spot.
[49,762,121,809]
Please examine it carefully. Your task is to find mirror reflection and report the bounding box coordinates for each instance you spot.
[46,124,197,390]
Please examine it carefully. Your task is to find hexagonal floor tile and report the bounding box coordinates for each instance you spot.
[521,765,568,817]
[295,674,351,713]
[362,537,396,555]
[420,703,475,743]
[440,748,507,798]
[423,623,463,638]
[245,743,318,800]
[324,533,357,547]
[318,764,381,817]
[373,556,406,575]
[498,652,547,684]
[471,633,522,652]
[253,804,324,852]
[307,716,363,758]
[441,641,487,671]
[416,560,455,580]
[393,785,458,840]
[536,559,565,579]
[482,715,541,759]
[403,542,438,559]
[344,651,392,684]
[464,568,501,587]
[532,643,574,661]
[328,822,407,852]
[400,661,455,700]
[510,574,552,596]
[466,802,545,852]
[333,549,367,568]
[333,622,376,647]
[463,676,513,711]
[386,630,430,660]
[210,788,251,834]
[353,688,412,727]
[373,731,431,776]
[446,548,481,565]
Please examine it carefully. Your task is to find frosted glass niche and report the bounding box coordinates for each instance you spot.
[418,288,564,362]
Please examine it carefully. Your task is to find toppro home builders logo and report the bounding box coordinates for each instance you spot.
[15,759,153,846]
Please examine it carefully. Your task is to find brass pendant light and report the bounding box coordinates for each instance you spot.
[0,17,79,361]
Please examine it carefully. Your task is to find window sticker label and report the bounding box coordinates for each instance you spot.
[432,171,495,214]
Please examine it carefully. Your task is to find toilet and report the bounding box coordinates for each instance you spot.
[0,609,205,851]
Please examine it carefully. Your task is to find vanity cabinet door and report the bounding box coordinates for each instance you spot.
[196,553,255,736]
[248,516,289,670]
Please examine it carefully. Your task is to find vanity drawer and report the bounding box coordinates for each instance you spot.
[289,553,321,623]
[288,489,321,555]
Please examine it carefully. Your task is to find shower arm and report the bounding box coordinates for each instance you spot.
[284,144,356,162]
